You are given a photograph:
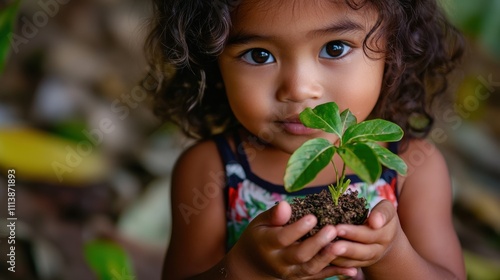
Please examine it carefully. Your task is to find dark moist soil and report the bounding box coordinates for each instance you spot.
[287,189,368,240]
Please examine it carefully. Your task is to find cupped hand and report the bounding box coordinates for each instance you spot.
[227,201,358,279]
[329,199,402,268]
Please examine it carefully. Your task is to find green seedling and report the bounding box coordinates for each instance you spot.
[284,102,408,206]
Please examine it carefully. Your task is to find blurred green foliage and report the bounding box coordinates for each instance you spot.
[444,0,500,58]
[0,0,20,73]
[84,240,136,280]
[464,250,500,280]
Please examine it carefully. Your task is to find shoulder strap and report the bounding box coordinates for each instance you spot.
[387,141,399,154]
[213,133,247,186]
[213,134,238,164]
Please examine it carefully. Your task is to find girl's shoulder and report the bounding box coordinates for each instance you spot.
[174,136,223,175]
[172,132,235,186]
[397,138,450,196]
[399,138,447,172]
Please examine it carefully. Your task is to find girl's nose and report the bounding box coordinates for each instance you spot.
[276,61,323,102]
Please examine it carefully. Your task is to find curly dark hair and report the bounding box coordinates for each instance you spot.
[144,0,464,142]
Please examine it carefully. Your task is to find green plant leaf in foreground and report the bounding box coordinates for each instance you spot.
[365,142,408,175]
[84,239,135,280]
[342,119,403,144]
[299,102,342,137]
[284,138,335,192]
[284,101,407,199]
[340,109,357,134]
[338,142,381,184]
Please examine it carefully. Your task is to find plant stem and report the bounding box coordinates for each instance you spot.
[328,160,351,206]
[331,160,339,188]
[340,163,347,183]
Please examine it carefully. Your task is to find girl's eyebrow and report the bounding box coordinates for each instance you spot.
[226,19,365,46]
[312,19,365,37]
[226,32,265,46]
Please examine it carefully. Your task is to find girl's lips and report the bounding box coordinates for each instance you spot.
[279,121,318,135]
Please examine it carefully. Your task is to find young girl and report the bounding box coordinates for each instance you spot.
[145,0,466,279]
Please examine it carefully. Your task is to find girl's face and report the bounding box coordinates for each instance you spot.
[218,0,385,154]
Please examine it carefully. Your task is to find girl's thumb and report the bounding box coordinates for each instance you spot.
[368,200,395,229]
[263,201,292,226]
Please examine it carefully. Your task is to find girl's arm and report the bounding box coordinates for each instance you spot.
[376,139,465,278]
[162,140,228,278]
[330,139,466,279]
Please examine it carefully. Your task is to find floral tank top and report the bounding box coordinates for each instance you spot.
[213,133,399,252]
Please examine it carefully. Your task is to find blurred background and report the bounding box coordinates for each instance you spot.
[0,0,499,279]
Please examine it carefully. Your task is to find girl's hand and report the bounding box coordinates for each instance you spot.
[227,201,358,279]
[329,199,401,268]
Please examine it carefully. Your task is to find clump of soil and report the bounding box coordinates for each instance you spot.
[288,190,368,239]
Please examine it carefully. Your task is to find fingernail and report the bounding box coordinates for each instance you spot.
[325,227,335,239]
[337,246,346,255]
[346,268,357,277]
[305,215,315,225]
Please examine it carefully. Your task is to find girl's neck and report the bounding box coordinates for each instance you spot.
[236,128,341,187]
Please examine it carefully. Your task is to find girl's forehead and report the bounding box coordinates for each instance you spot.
[232,0,376,17]
[231,0,378,35]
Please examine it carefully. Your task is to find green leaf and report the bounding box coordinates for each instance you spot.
[299,102,342,137]
[0,0,21,74]
[365,142,408,175]
[84,240,135,280]
[340,109,357,135]
[342,119,403,144]
[284,138,335,192]
[338,142,381,184]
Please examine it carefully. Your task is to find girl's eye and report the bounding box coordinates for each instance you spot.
[319,41,352,59]
[241,48,276,64]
